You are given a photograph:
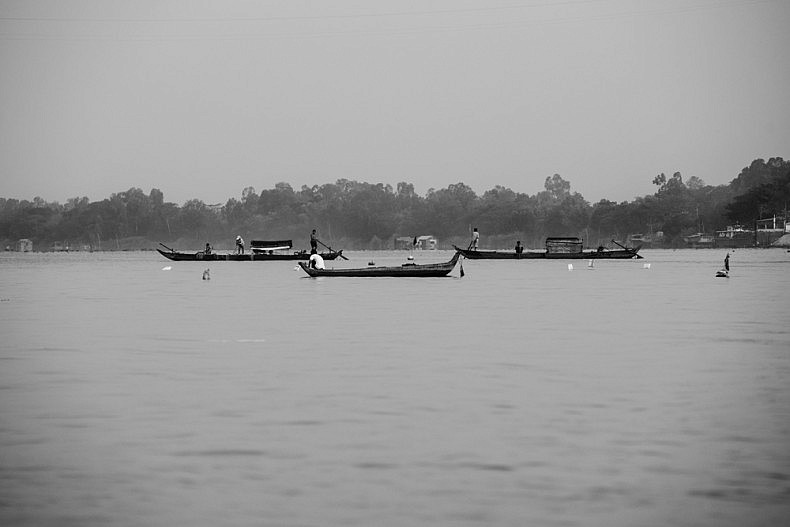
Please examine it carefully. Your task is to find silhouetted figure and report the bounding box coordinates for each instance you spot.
[468,227,479,250]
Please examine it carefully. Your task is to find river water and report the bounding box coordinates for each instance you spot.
[1,248,789,526]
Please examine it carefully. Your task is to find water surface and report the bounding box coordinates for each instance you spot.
[1,249,789,526]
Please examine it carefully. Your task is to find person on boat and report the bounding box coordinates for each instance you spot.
[310,229,318,253]
[308,249,325,270]
[469,227,479,250]
[515,240,523,254]
[235,235,245,254]
[204,242,212,255]
[724,252,730,271]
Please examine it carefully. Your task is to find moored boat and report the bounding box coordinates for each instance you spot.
[299,251,461,277]
[453,237,642,260]
[157,242,343,262]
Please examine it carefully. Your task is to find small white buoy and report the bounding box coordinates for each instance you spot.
[643,263,651,269]
[407,255,414,260]
[293,266,299,271]
[567,264,573,271]
[162,266,172,271]
[587,259,594,269]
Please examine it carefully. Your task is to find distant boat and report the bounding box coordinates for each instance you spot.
[298,252,461,277]
[453,238,642,260]
[157,242,343,262]
[683,232,716,248]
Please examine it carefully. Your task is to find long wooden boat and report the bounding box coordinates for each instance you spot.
[157,246,343,262]
[453,238,642,260]
[299,251,461,277]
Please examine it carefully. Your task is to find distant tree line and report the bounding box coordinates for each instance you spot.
[1,157,788,251]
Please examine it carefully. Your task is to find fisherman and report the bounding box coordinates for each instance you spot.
[308,248,325,270]
[468,227,479,250]
[204,242,212,255]
[724,252,730,271]
[515,240,523,254]
[310,229,318,253]
[235,235,245,254]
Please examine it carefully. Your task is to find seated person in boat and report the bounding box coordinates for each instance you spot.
[308,249,325,269]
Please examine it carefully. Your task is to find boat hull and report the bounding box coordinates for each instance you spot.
[157,248,343,262]
[299,252,460,277]
[453,245,641,259]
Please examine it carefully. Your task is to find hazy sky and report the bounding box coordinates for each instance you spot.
[1,0,788,206]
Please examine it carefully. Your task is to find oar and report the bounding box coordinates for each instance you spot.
[159,242,175,252]
[611,239,643,259]
[316,238,349,260]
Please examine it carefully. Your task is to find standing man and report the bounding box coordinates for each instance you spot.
[235,235,245,254]
[469,227,479,250]
[310,229,318,253]
[724,252,730,272]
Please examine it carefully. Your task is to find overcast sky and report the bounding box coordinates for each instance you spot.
[1,0,788,206]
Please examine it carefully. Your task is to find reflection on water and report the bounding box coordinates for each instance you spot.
[1,249,789,526]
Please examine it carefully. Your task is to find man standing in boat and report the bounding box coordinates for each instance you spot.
[310,229,318,253]
[235,235,245,255]
[725,252,730,272]
[468,227,479,250]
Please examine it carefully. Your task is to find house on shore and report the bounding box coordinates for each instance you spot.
[16,239,33,252]
[394,235,437,250]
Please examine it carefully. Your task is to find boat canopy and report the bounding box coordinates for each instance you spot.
[250,239,293,252]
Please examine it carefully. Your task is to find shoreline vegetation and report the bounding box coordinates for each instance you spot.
[2,157,788,252]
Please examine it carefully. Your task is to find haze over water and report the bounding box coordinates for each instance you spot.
[1,248,789,526]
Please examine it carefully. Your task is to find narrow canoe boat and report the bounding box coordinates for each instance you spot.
[157,247,343,262]
[299,251,461,277]
[453,238,642,260]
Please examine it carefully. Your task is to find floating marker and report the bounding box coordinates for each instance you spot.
[587,259,594,269]
[568,264,573,271]
[407,255,414,260]
[162,266,172,271]
[643,263,651,269]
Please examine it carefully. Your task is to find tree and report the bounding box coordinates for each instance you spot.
[544,174,571,200]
